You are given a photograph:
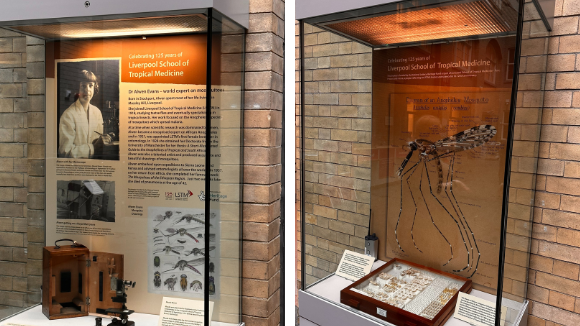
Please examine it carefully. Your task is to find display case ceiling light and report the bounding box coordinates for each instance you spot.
[325,0,518,46]
[8,14,208,39]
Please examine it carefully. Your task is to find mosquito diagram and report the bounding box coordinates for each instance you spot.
[172,213,215,226]
[153,245,184,255]
[395,124,497,278]
[163,257,205,275]
[154,227,204,244]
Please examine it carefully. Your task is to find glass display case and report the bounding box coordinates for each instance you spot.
[0,5,245,326]
[297,0,553,325]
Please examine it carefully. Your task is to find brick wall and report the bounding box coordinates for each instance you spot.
[242,0,284,325]
[0,2,283,325]
[525,0,580,324]
[0,30,45,318]
[296,22,372,288]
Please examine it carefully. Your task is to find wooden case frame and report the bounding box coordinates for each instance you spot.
[42,243,124,320]
[340,258,472,326]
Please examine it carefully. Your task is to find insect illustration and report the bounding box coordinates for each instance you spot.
[208,276,215,295]
[153,271,161,287]
[173,213,214,226]
[153,211,173,226]
[154,256,161,268]
[163,258,204,275]
[185,246,216,257]
[154,228,202,244]
[153,245,184,255]
[209,262,215,273]
[167,227,203,242]
[164,275,177,291]
[190,280,202,292]
[396,125,496,278]
[197,234,216,242]
[153,211,175,234]
[180,274,188,291]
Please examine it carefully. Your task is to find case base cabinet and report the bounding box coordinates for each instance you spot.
[299,261,530,326]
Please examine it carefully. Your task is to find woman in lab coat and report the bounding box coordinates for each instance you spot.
[58,69,110,158]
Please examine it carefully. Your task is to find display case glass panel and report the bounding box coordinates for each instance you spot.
[299,0,550,324]
[0,9,244,325]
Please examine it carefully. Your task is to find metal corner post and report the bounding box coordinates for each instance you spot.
[299,19,306,292]
[281,19,287,325]
[495,0,525,324]
[205,7,213,326]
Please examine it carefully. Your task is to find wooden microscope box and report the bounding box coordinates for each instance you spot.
[340,258,472,326]
[42,243,124,320]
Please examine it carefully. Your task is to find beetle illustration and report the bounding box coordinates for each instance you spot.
[396,125,496,278]
[190,280,202,292]
[180,274,188,291]
[164,275,177,291]
[154,256,161,268]
[153,271,161,288]
[209,262,215,273]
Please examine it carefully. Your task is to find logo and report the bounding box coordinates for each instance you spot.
[84,1,90,8]
[165,192,173,200]
[175,190,194,201]
[198,191,226,202]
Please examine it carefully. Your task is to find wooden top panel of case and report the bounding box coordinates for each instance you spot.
[44,244,90,256]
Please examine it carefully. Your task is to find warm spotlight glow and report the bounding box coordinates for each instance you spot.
[60,27,204,38]
[325,1,518,46]
[10,14,208,39]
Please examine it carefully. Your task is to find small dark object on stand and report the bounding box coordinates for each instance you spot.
[105,279,136,326]
[95,317,102,326]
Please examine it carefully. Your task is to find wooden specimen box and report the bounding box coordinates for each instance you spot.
[42,241,124,320]
[341,258,472,326]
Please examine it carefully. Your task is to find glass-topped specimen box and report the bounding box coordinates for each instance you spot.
[0,1,247,325]
[342,258,472,326]
[297,0,554,325]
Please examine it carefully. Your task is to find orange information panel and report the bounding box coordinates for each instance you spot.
[371,37,516,293]
[44,32,242,319]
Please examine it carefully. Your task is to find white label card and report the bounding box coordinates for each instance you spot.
[377,307,387,317]
[335,250,375,282]
[453,292,506,326]
[158,297,214,326]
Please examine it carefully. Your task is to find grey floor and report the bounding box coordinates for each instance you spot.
[0,305,25,321]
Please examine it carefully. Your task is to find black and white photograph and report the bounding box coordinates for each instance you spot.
[56,59,120,160]
[56,180,116,222]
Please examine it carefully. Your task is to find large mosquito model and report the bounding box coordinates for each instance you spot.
[396,124,496,278]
